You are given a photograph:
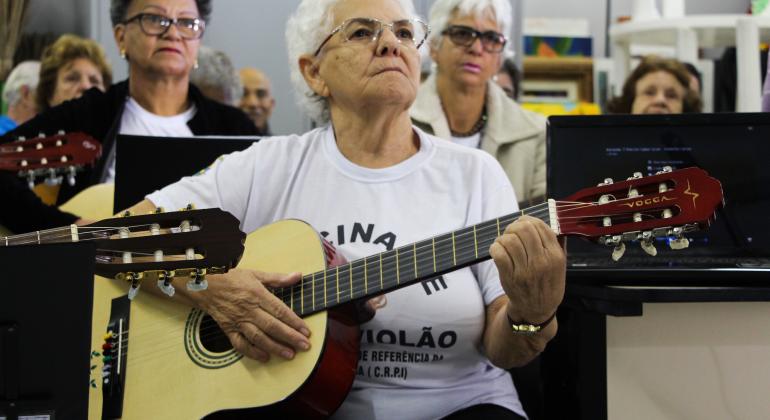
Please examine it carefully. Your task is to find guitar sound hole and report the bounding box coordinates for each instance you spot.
[199,315,234,353]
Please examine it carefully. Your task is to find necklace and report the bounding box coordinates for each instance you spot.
[449,106,488,137]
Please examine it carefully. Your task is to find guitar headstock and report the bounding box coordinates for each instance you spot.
[556,167,724,259]
[0,131,102,187]
[82,207,245,298]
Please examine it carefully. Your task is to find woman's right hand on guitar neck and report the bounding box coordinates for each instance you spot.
[185,268,312,362]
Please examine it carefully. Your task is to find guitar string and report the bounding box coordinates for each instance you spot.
[100,208,679,361]
[104,205,669,352]
[103,200,662,338]
[104,205,559,353]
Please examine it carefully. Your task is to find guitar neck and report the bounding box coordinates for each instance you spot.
[275,201,555,317]
[1,225,80,247]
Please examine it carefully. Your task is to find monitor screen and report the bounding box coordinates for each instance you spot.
[547,113,770,261]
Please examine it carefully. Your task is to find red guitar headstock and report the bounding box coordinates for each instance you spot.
[555,167,724,259]
[0,131,102,187]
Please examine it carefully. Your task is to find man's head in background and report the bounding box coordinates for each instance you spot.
[239,67,275,135]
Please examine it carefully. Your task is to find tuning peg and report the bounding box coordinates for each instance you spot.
[669,237,690,250]
[154,207,165,213]
[156,271,175,297]
[183,203,195,211]
[67,166,77,186]
[122,210,132,217]
[656,166,673,175]
[598,178,614,186]
[26,172,35,189]
[186,268,208,292]
[640,236,657,256]
[125,272,143,300]
[627,172,643,180]
[611,242,626,261]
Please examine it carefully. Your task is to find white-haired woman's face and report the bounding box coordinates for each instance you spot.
[309,0,422,115]
[431,10,503,89]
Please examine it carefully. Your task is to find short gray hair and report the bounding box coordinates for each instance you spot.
[2,61,41,107]
[427,0,514,59]
[190,46,242,105]
[285,0,419,124]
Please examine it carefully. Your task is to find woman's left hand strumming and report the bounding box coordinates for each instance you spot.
[489,215,566,324]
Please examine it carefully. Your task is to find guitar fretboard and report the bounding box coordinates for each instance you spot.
[274,201,554,317]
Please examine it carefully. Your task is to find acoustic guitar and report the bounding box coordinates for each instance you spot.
[62,167,722,418]
[0,131,102,188]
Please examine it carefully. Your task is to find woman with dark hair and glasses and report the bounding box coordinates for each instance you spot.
[411,0,547,208]
[124,0,565,418]
[0,0,256,233]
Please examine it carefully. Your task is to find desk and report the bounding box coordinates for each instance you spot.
[609,15,770,112]
[544,281,770,420]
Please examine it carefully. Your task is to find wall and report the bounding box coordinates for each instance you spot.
[23,0,91,36]
[522,0,750,58]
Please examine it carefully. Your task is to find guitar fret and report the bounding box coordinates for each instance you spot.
[312,272,316,311]
[451,232,457,266]
[336,266,340,304]
[349,262,354,300]
[473,225,478,259]
[433,233,455,274]
[379,253,383,290]
[323,269,327,307]
[364,256,368,295]
[432,237,437,273]
[395,248,400,284]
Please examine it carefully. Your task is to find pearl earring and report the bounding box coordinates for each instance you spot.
[120,49,126,59]
[194,60,199,70]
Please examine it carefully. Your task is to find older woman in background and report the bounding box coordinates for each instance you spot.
[189,45,242,106]
[607,55,702,114]
[36,34,113,111]
[410,0,546,208]
[127,0,565,418]
[0,0,257,232]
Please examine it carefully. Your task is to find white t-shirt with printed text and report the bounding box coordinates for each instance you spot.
[146,125,525,420]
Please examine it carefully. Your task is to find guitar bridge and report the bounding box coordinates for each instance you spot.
[101,295,130,419]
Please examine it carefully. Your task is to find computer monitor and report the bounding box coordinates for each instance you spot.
[114,135,259,213]
[547,113,770,268]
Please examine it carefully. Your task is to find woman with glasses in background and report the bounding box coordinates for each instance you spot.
[125,0,565,418]
[411,0,547,208]
[0,0,257,232]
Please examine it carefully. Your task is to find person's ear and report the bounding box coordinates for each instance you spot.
[114,24,127,59]
[299,55,329,98]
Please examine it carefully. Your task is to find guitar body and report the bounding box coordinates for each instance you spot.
[61,185,359,419]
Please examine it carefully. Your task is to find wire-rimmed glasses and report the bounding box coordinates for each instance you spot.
[314,17,430,56]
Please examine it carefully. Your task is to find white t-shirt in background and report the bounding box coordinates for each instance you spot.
[146,125,525,420]
[101,97,196,183]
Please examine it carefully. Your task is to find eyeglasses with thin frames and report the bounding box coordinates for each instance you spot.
[314,17,430,56]
[442,25,507,53]
[123,13,206,40]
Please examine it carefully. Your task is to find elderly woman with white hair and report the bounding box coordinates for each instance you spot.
[0,61,41,135]
[127,0,564,418]
[410,0,547,208]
